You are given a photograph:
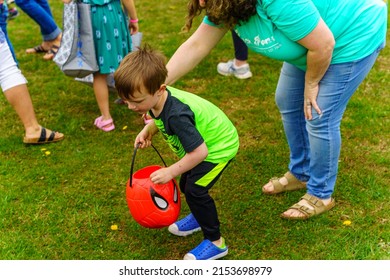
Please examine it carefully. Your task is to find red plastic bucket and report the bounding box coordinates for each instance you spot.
[126,146,180,228]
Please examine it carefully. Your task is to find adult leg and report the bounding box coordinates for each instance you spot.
[16,0,61,56]
[15,0,60,41]
[281,44,384,218]
[263,62,310,194]
[0,41,63,142]
[0,2,17,62]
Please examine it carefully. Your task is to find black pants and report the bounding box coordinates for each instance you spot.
[232,31,248,61]
[179,160,232,241]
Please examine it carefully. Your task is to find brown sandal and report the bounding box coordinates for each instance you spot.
[26,44,48,54]
[280,193,336,220]
[262,171,306,195]
[43,45,59,60]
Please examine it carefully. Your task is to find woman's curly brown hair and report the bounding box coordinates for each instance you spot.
[183,0,257,32]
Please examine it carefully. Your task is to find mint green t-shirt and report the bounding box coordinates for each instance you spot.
[151,87,239,164]
[204,0,387,70]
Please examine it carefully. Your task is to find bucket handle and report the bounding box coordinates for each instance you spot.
[129,143,168,187]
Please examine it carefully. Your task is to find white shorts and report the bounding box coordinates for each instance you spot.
[0,41,27,92]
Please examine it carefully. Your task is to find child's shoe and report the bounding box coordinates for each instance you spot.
[94,116,115,132]
[168,213,201,236]
[183,238,228,260]
[217,59,252,79]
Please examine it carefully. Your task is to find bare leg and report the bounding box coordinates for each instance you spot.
[93,73,111,120]
[233,59,248,67]
[4,84,63,140]
[93,73,115,131]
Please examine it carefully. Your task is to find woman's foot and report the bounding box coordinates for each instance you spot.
[43,45,60,60]
[25,44,50,54]
[26,33,62,60]
[281,194,335,220]
[262,171,306,194]
[23,126,64,144]
[43,33,62,60]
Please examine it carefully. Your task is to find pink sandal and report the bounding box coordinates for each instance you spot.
[94,116,115,132]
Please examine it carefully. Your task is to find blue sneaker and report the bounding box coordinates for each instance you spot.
[168,213,201,236]
[184,238,228,260]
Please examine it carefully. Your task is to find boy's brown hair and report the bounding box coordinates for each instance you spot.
[114,45,168,100]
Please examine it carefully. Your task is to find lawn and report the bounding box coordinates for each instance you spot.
[0,0,389,260]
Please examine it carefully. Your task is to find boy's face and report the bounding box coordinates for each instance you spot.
[123,86,163,115]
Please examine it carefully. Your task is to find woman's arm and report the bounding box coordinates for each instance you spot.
[165,22,228,85]
[297,18,335,120]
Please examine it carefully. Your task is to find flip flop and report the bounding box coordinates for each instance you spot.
[26,44,48,54]
[43,45,60,60]
[23,127,64,145]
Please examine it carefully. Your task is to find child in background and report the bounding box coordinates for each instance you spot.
[63,0,139,132]
[114,46,239,260]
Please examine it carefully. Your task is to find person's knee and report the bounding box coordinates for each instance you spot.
[306,114,336,138]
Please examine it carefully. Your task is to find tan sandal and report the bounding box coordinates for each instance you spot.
[262,171,306,195]
[281,193,336,220]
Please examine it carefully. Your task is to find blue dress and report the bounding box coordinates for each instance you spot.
[81,0,132,74]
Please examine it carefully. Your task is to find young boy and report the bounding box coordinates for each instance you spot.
[114,45,239,260]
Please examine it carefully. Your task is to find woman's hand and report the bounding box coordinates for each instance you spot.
[304,82,321,120]
[298,18,334,120]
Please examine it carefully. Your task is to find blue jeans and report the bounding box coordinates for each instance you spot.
[15,0,61,41]
[0,3,17,62]
[275,42,384,199]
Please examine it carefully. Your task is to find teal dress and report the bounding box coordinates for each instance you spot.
[81,0,132,74]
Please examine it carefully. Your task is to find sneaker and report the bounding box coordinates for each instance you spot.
[184,238,228,260]
[217,59,252,79]
[168,213,201,237]
[7,7,19,20]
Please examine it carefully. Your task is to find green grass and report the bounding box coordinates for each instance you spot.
[0,1,389,260]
